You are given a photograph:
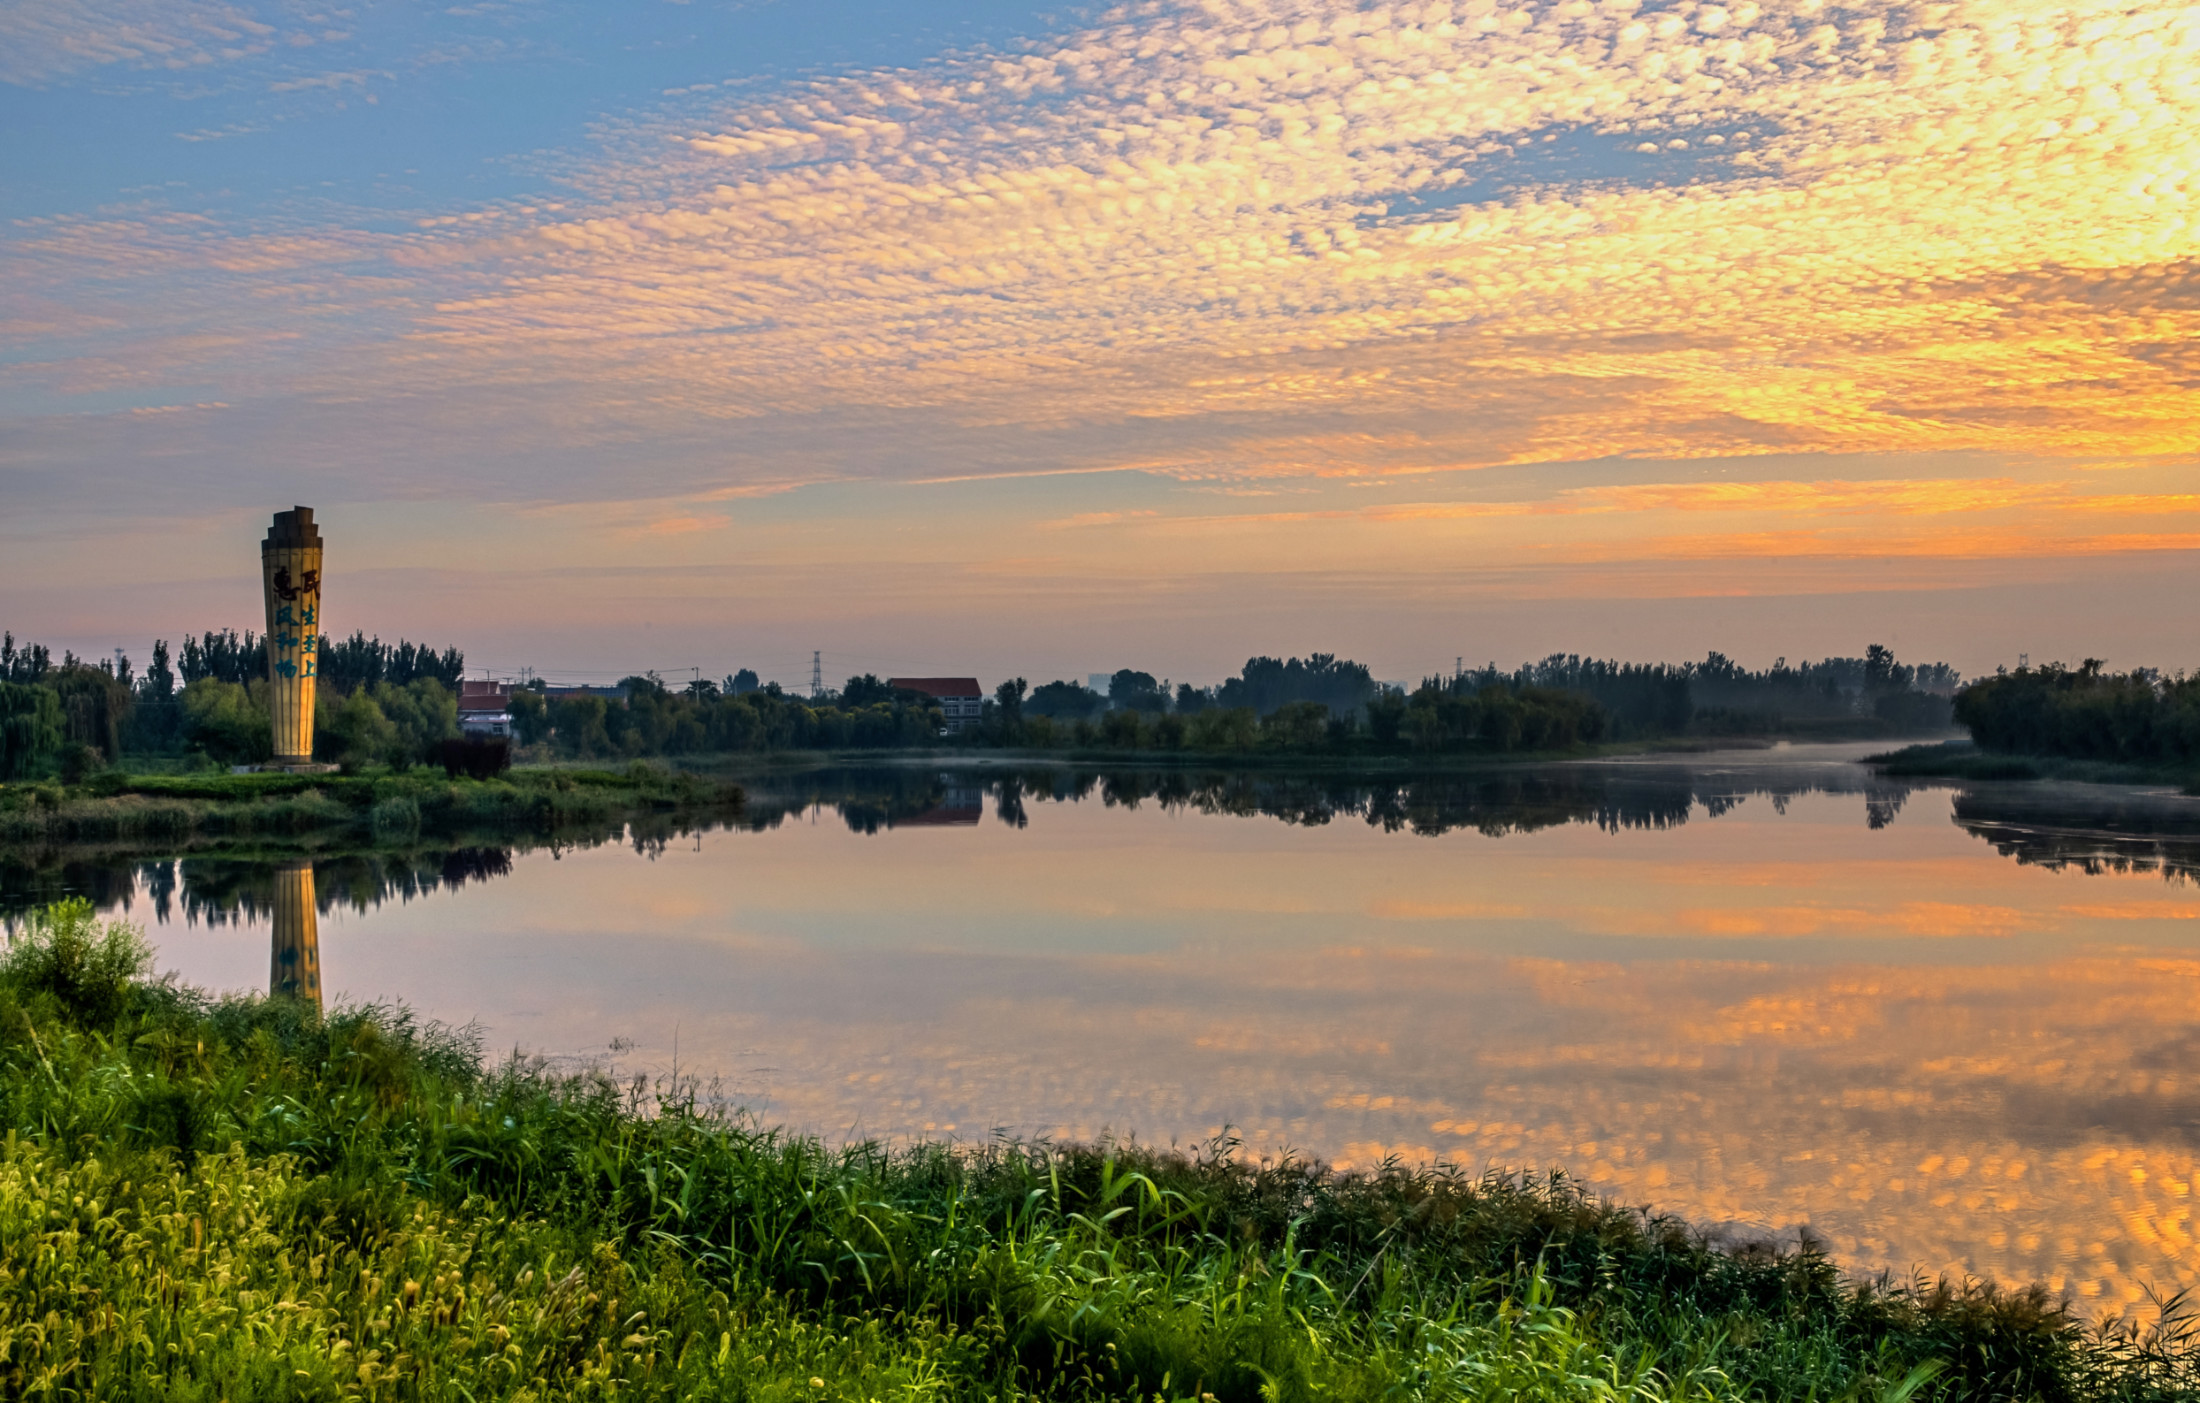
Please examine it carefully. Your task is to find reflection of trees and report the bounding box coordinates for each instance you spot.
[736,767,964,834]
[0,806,730,924]
[991,766,1868,839]
[1951,788,2200,882]
[19,763,2200,926]
[0,854,145,916]
[737,763,1920,841]
[166,849,518,925]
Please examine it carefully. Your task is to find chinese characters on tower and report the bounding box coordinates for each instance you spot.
[260,507,326,765]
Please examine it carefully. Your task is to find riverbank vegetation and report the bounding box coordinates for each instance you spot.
[1952,663,2200,768]
[0,765,742,848]
[2,630,1960,777]
[1,629,471,778]
[508,647,1955,763]
[1868,664,2200,786]
[2,898,2193,1401]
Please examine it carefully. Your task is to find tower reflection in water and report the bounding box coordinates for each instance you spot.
[268,862,321,1010]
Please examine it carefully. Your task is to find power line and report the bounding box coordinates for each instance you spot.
[810,650,823,699]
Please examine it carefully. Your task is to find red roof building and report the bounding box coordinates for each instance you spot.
[889,677,984,731]
[457,679,514,736]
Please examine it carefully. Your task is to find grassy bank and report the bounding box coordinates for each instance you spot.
[1867,742,2200,791]
[0,764,744,847]
[2,902,2194,1401]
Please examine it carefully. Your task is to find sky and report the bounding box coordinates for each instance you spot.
[3,0,2197,689]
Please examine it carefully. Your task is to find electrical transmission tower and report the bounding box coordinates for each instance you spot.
[811,650,823,698]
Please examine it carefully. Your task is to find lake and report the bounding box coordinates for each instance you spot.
[11,742,2200,1316]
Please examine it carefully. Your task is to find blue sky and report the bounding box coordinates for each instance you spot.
[1,2,1094,210]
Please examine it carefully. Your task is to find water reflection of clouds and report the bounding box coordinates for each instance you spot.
[722,940,2200,1312]
[11,752,2200,1315]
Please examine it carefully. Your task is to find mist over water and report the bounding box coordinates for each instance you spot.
[9,743,2200,1314]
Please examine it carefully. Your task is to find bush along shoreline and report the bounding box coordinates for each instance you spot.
[0,765,745,847]
[0,902,2194,1400]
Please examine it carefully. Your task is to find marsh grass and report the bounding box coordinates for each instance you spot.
[0,765,742,846]
[0,904,2193,1400]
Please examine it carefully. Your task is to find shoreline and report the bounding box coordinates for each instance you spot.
[1,903,2180,1401]
[0,765,745,848]
[1866,740,2200,794]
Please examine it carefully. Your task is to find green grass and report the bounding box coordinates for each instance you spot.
[0,899,2195,1401]
[0,764,743,847]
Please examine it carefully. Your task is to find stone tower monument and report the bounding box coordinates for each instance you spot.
[261,506,324,766]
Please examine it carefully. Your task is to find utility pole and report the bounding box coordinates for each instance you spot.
[811,650,823,699]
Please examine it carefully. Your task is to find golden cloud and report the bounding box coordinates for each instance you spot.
[365,0,2200,472]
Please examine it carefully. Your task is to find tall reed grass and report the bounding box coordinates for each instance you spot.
[0,764,742,846]
[0,899,2192,1401]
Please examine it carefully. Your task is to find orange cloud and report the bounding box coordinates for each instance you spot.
[9,0,2200,592]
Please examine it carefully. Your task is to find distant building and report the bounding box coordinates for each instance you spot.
[457,679,513,737]
[889,676,985,732]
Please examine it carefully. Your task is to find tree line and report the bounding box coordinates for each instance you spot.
[0,631,467,778]
[507,674,944,760]
[1,629,1968,778]
[1953,661,2200,764]
[977,646,1955,756]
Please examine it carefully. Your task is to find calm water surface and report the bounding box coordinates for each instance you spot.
[18,743,2200,1313]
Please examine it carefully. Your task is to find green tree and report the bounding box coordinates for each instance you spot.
[180,678,273,764]
[1028,679,1105,719]
[1109,669,1170,712]
[1262,700,1330,749]
[1101,708,1143,746]
[1366,688,1407,744]
[0,681,63,779]
[369,679,460,768]
[509,688,550,745]
[1187,707,1258,750]
[840,674,897,707]
[548,695,613,757]
[321,689,400,770]
[47,664,133,760]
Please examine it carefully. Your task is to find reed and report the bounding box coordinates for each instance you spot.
[0,900,2192,1401]
[0,764,743,846]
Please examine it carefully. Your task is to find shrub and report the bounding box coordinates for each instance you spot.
[435,734,511,779]
[0,896,152,1024]
[57,741,104,784]
[369,794,422,839]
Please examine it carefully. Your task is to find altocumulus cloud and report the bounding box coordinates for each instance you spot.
[7,0,2200,502]
[0,0,282,86]
[405,0,2200,469]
